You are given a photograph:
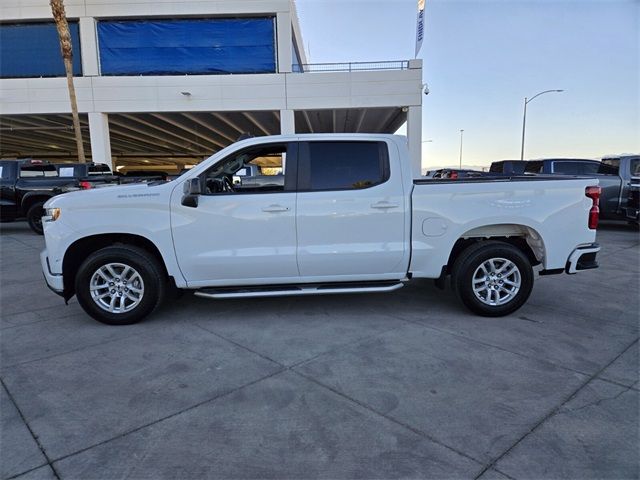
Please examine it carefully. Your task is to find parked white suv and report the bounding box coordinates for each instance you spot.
[41,134,601,325]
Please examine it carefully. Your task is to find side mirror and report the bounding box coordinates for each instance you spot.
[181,178,201,208]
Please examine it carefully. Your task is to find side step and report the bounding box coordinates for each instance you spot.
[194,280,405,299]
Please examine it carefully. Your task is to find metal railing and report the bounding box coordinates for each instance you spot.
[295,60,410,73]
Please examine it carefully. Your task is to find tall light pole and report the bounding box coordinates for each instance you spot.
[520,89,564,161]
[459,129,464,168]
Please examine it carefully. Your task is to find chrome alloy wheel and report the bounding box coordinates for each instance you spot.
[472,257,521,306]
[89,263,145,314]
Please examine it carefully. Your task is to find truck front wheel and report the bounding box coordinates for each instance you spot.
[26,202,45,235]
[452,241,533,317]
[75,245,166,325]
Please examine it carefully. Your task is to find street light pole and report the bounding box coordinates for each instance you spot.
[520,89,564,161]
[459,129,464,168]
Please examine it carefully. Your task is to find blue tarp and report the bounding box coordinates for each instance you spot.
[0,22,82,78]
[98,18,276,75]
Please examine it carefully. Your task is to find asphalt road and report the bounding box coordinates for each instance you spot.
[1,221,638,480]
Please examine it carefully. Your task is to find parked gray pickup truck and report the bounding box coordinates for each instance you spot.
[597,155,639,222]
[490,156,640,222]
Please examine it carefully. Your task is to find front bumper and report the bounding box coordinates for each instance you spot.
[40,249,64,295]
[565,243,600,274]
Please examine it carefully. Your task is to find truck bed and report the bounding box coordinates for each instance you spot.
[409,175,598,278]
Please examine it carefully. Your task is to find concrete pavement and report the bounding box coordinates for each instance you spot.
[1,221,638,479]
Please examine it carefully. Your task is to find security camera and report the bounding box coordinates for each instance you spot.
[423,84,430,96]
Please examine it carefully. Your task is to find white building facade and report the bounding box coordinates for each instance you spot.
[0,0,423,175]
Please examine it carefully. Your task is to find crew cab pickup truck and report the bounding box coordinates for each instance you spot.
[40,134,601,325]
[1,159,85,234]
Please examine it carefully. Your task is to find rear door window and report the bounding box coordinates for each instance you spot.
[298,141,389,191]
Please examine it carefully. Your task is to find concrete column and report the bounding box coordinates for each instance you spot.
[88,113,113,170]
[408,58,423,70]
[407,106,423,177]
[79,17,99,76]
[280,109,295,134]
[276,12,292,73]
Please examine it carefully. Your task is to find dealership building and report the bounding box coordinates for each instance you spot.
[0,0,424,175]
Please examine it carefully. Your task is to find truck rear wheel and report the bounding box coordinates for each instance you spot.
[452,241,533,317]
[26,202,45,235]
[75,245,166,325]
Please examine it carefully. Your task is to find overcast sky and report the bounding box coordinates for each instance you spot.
[295,0,639,168]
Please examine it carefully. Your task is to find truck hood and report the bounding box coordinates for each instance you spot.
[44,182,171,209]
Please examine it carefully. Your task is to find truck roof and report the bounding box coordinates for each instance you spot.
[232,133,406,145]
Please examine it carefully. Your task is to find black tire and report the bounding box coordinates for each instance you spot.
[75,245,166,325]
[26,202,45,235]
[451,241,534,317]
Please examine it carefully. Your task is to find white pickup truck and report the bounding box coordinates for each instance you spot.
[41,134,601,325]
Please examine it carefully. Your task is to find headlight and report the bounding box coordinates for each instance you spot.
[45,208,61,221]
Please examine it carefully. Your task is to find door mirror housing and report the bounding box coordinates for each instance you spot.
[181,178,201,207]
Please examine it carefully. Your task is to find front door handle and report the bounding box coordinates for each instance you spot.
[262,204,290,213]
[371,202,399,210]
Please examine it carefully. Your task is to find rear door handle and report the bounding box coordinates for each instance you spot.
[371,202,399,210]
[262,204,290,213]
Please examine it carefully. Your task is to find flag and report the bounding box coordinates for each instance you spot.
[415,0,425,57]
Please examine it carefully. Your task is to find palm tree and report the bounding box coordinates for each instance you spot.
[50,0,86,162]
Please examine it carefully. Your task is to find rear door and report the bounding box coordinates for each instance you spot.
[295,140,408,280]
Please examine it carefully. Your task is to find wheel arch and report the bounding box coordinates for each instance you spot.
[62,233,170,301]
[445,223,545,274]
[21,192,53,213]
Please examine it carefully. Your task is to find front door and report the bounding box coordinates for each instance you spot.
[170,142,299,287]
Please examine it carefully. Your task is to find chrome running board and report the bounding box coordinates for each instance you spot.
[194,280,404,299]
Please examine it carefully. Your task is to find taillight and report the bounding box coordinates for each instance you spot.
[585,186,600,230]
[79,181,92,190]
